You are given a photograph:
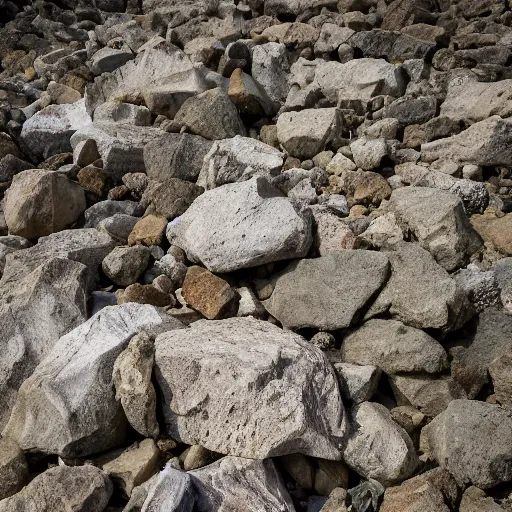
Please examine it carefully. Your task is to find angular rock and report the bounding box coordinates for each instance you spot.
[98,214,139,244]
[3,303,183,457]
[333,363,381,404]
[154,316,347,459]
[228,68,274,116]
[113,332,159,438]
[0,236,32,273]
[421,399,512,489]
[118,283,173,307]
[183,444,217,471]
[493,257,512,312]
[471,213,512,257]
[341,319,448,375]
[84,199,140,228]
[93,101,151,126]
[173,88,246,140]
[311,206,356,255]
[90,46,133,75]
[460,486,508,512]
[167,176,312,273]
[128,215,167,247]
[197,135,284,190]
[388,186,483,271]
[0,437,28,500]
[182,266,240,320]
[350,137,388,171]
[454,266,500,312]
[343,402,418,486]
[264,250,389,331]
[102,245,150,286]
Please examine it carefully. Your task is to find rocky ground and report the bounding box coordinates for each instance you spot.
[1,0,512,510]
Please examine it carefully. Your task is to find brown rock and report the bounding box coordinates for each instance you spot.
[403,124,427,149]
[108,185,130,200]
[471,212,512,256]
[182,265,240,320]
[128,215,167,247]
[0,133,21,160]
[39,152,73,170]
[332,170,391,207]
[78,166,107,197]
[489,353,512,409]
[118,283,173,307]
[228,68,269,116]
[460,486,506,512]
[320,488,348,512]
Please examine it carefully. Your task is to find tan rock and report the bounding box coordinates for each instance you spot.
[77,165,107,196]
[182,266,240,320]
[315,459,349,496]
[319,488,348,512]
[0,437,28,500]
[460,486,506,512]
[128,214,167,246]
[183,444,218,471]
[471,212,512,256]
[118,283,173,307]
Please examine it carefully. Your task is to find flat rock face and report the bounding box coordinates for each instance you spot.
[264,250,390,330]
[3,304,183,457]
[154,316,347,459]
[167,176,313,273]
[421,400,512,489]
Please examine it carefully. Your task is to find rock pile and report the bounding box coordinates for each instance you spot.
[1,0,512,511]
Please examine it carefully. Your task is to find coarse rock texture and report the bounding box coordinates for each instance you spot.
[167,176,312,273]
[3,304,183,457]
[0,437,28,500]
[154,316,347,459]
[421,400,512,489]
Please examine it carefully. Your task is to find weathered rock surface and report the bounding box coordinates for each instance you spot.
[0,437,28,500]
[102,245,150,286]
[154,316,347,459]
[167,177,312,273]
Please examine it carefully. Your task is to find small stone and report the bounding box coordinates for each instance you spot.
[311,332,335,351]
[77,165,107,196]
[350,137,388,170]
[128,215,167,247]
[119,283,173,307]
[326,153,357,176]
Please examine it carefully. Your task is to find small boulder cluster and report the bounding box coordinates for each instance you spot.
[1,0,512,511]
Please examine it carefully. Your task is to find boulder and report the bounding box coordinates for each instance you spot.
[197,135,284,190]
[167,176,313,273]
[4,169,86,239]
[0,438,28,500]
[333,363,381,404]
[113,332,159,438]
[276,108,342,159]
[173,88,246,140]
[388,186,483,271]
[0,465,112,512]
[341,319,448,375]
[3,304,183,457]
[343,402,418,486]
[154,316,347,459]
[421,399,512,489]
[102,245,150,286]
[263,250,389,331]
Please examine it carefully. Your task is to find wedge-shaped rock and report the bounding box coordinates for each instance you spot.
[20,99,92,159]
[154,317,347,459]
[421,400,512,489]
[167,176,312,273]
[388,187,483,271]
[344,402,418,486]
[341,319,448,375]
[315,59,405,104]
[197,135,284,190]
[138,457,295,512]
[0,465,112,512]
[421,116,512,168]
[264,250,389,331]
[3,304,183,457]
[369,242,473,331]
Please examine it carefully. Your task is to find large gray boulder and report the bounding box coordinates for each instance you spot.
[388,187,483,271]
[421,400,512,489]
[0,465,112,512]
[344,402,418,486]
[341,319,448,375]
[4,169,86,240]
[197,136,284,190]
[263,250,390,331]
[154,316,347,459]
[3,304,183,457]
[167,176,312,273]
[421,116,512,168]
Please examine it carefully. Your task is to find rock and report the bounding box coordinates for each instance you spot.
[261,22,320,48]
[315,59,405,104]
[369,242,472,331]
[73,138,100,167]
[0,155,32,183]
[315,459,349,496]
[381,0,436,30]
[93,101,152,126]
[118,283,173,307]
[236,286,266,319]
[280,453,315,489]
[102,245,150,286]
[0,465,112,512]
[144,132,213,184]
[356,212,404,249]
[341,319,448,375]
[128,214,167,247]
[454,266,500,312]
[343,402,418,486]
[311,332,336,351]
[319,487,349,512]
[98,214,139,244]
[315,24,354,55]
[183,445,217,471]
[167,176,312,273]
[142,178,204,220]
[20,100,92,160]
[493,258,512,312]
[311,206,356,255]
[333,363,381,404]
[197,135,284,190]
[0,236,32,273]
[228,68,274,116]
[384,95,437,126]
[46,81,82,105]
[4,169,85,239]
[350,137,388,170]
[0,133,21,160]
[113,331,159,437]
[276,108,342,159]
[0,438,28,500]
[84,199,140,228]
[331,169,392,207]
[452,308,512,399]
[263,250,389,331]
[471,212,512,257]
[145,254,187,289]
[174,88,246,140]
[460,486,507,512]
[3,303,182,457]
[420,399,512,489]
[421,116,512,168]
[90,46,134,75]
[102,439,160,497]
[347,479,385,512]
[388,186,483,271]
[154,316,347,459]
[182,266,240,320]
[77,165,107,196]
